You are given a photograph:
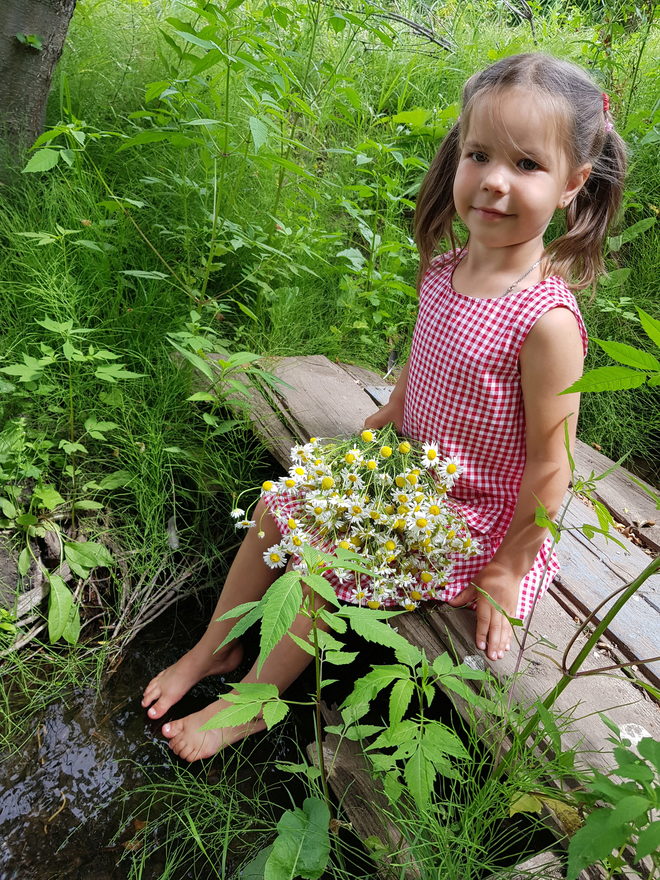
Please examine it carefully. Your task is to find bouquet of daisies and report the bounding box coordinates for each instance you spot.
[232,425,479,611]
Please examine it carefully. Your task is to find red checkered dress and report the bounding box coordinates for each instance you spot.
[401,252,588,618]
[263,251,587,619]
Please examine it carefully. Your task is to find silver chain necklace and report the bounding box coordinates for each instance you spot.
[502,258,542,297]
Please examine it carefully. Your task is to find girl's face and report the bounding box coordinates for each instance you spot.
[452,88,589,254]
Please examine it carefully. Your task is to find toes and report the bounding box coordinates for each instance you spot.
[162,719,183,739]
[141,677,162,708]
[147,696,170,720]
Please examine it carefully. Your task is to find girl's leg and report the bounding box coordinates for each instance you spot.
[141,500,282,720]
[162,591,329,762]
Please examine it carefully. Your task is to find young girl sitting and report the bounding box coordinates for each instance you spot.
[142,52,627,762]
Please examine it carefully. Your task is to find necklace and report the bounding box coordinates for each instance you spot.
[502,258,542,297]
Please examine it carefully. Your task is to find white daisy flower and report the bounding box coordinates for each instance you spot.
[230,507,245,519]
[421,443,440,468]
[263,544,287,569]
[235,518,256,529]
[436,458,463,485]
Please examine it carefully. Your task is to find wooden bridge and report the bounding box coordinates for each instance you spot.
[230,353,660,879]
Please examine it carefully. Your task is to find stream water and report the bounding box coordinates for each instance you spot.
[0,594,310,880]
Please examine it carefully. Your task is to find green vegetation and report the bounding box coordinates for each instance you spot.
[0,0,658,876]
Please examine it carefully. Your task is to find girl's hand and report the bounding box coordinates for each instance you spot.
[363,399,404,432]
[446,563,519,661]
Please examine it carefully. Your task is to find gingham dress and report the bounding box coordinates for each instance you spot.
[263,251,587,620]
[400,252,588,618]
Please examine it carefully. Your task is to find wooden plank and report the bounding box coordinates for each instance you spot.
[266,355,376,438]
[573,440,660,553]
[553,502,659,686]
[396,597,660,776]
[486,852,563,880]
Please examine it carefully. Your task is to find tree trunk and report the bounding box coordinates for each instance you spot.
[0,0,77,151]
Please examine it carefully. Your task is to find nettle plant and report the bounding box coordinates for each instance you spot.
[0,317,140,645]
[203,544,496,879]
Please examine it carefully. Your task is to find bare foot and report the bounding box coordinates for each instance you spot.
[162,699,266,762]
[141,641,244,720]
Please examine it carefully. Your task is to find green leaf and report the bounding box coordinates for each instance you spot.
[609,794,650,825]
[201,700,263,729]
[94,364,145,383]
[422,721,469,759]
[167,337,214,381]
[225,682,279,703]
[187,391,216,402]
[567,809,620,880]
[404,746,434,810]
[241,844,274,879]
[249,116,269,153]
[592,339,660,371]
[62,602,81,644]
[0,498,17,518]
[637,737,660,769]
[638,308,660,349]
[48,574,74,642]
[32,484,66,510]
[287,631,316,656]
[299,572,341,608]
[341,664,408,709]
[72,500,104,511]
[561,366,647,394]
[262,700,289,729]
[509,793,543,817]
[389,108,431,128]
[23,149,60,173]
[64,540,114,577]
[35,316,73,334]
[98,470,132,489]
[171,28,217,51]
[394,640,424,667]
[324,650,359,665]
[389,678,414,726]
[342,607,411,653]
[18,547,31,575]
[258,572,303,674]
[217,602,264,650]
[84,417,119,438]
[432,652,454,676]
[264,797,331,880]
[607,217,655,251]
[635,820,660,860]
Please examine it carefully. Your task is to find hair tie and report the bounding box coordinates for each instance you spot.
[602,92,614,132]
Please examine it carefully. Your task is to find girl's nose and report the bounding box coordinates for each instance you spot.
[481,166,509,194]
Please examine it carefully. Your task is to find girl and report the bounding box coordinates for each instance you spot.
[142,52,627,762]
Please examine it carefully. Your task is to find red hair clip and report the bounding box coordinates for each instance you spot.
[602,92,610,113]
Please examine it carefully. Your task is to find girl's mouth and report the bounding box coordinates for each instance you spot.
[473,206,510,219]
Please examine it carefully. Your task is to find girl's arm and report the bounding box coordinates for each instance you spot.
[449,307,584,660]
[363,359,410,431]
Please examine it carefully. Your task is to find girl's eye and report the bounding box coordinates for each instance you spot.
[519,157,539,171]
[470,151,488,163]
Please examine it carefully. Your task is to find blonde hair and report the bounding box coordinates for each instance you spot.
[414,53,627,289]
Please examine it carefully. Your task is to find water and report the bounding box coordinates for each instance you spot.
[0,595,308,880]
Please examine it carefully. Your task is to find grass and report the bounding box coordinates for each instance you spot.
[0,1,658,874]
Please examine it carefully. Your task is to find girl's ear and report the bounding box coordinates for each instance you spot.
[559,163,592,209]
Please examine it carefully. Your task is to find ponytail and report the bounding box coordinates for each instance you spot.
[544,127,627,289]
[414,123,461,281]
